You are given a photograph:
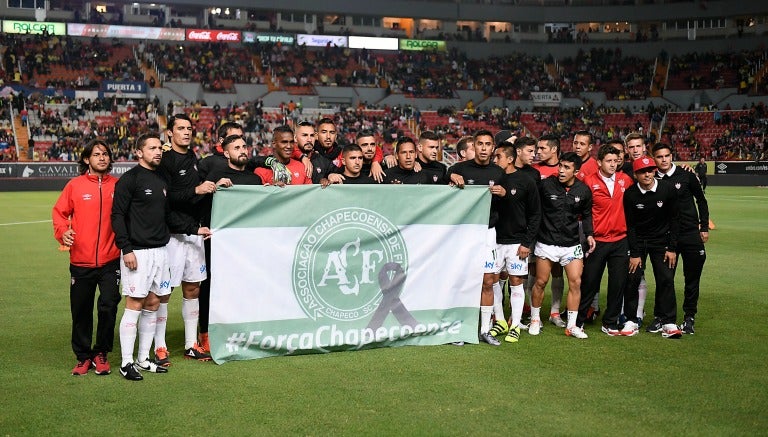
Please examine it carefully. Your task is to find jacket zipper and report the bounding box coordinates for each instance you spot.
[96,176,102,266]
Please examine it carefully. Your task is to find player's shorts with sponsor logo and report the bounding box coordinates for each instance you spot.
[121,246,171,298]
[167,234,207,286]
[535,242,583,266]
[483,228,501,274]
[494,244,529,276]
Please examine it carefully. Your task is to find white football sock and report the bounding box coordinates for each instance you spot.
[567,310,578,329]
[492,281,505,321]
[137,309,157,363]
[637,276,648,319]
[182,298,200,349]
[509,284,525,328]
[531,306,541,322]
[480,306,493,334]
[119,308,140,367]
[154,302,168,350]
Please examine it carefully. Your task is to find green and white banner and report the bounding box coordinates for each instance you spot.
[209,185,490,363]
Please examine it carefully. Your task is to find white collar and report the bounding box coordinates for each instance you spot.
[638,179,658,194]
[658,163,677,177]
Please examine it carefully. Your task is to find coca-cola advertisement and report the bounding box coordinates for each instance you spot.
[186,29,242,43]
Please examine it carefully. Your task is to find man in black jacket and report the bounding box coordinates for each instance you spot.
[158,114,228,364]
[383,137,430,184]
[530,152,595,339]
[113,133,195,380]
[446,129,506,345]
[490,143,541,344]
[653,143,708,334]
[623,156,682,339]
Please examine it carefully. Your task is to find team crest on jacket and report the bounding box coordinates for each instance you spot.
[510,188,517,195]
[675,183,681,189]
[618,179,625,187]
[432,175,438,182]
[656,201,664,207]
[316,168,322,173]
[574,196,580,203]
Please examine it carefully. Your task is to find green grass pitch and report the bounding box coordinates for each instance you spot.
[0,187,766,435]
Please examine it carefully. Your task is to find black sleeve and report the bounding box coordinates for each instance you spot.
[624,191,639,257]
[580,188,594,237]
[111,172,134,255]
[667,186,680,251]
[246,156,268,172]
[689,172,709,231]
[198,156,211,182]
[523,179,541,248]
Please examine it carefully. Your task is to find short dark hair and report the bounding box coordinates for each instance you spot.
[472,129,494,143]
[496,144,516,161]
[573,130,593,144]
[538,134,560,152]
[597,144,622,160]
[167,113,192,131]
[356,129,376,141]
[513,136,536,150]
[394,136,416,154]
[217,122,243,141]
[651,142,673,155]
[342,144,362,154]
[78,139,112,175]
[559,151,583,170]
[136,132,161,151]
[272,125,294,139]
[456,136,473,158]
[317,117,335,128]
[419,130,440,143]
[222,134,245,149]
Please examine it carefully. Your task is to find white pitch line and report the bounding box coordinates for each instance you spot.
[0,219,52,226]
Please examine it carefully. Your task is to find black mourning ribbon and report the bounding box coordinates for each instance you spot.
[366,262,419,330]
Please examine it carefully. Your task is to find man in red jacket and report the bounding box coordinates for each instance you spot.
[52,140,121,376]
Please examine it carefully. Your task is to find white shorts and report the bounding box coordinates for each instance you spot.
[121,247,171,298]
[483,228,500,274]
[535,242,583,266]
[495,244,529,276]
[167,234,207,286]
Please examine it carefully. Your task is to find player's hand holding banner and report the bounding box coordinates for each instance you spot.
[209,185,490,363]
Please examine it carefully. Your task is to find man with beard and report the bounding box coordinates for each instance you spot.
[446,129,506,345]
[295,121,334,184]
[383,137,430,184]
[309,117,385,181]
[413,130,447,184]
[207,134,263,185]
[112,133,175,380]
[456,136,475,162]
[198,122,243,182]
[256,125,312,185]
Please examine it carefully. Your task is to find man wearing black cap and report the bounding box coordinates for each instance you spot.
[622,156,682,339]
